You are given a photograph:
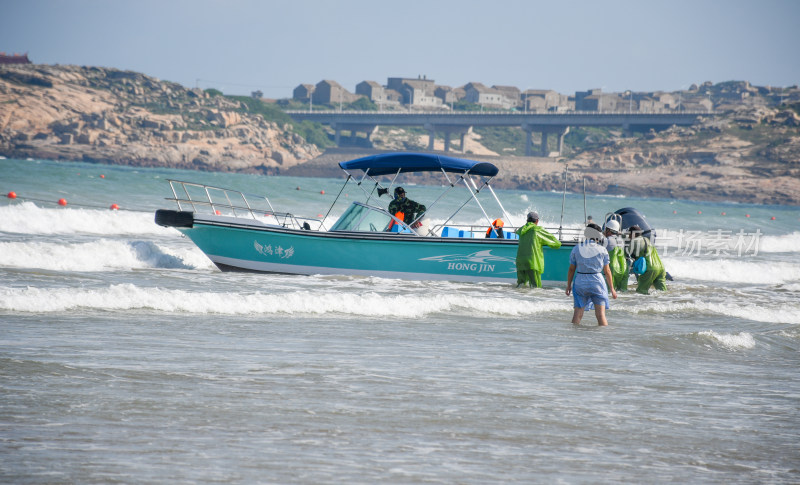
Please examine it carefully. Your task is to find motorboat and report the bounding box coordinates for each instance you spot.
[155,152,581,284]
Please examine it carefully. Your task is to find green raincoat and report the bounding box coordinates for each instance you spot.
[609,246,628,291]
[515,223,561,288]
[630,236,667,294]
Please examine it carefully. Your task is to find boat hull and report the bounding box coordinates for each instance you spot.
[174,213,574,285]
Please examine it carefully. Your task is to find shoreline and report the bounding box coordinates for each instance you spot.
[4,149,798,208]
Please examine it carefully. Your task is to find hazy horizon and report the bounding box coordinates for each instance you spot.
[2,0,798,98]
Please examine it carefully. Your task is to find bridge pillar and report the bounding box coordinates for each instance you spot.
[424,123,435,150]
[333,124,341,145]
[557,126,570,155]
[522,124,534,156]
[540,130,549,156]
[425,124,471,152]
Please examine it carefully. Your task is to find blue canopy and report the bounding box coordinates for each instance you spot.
[338,152,499,177]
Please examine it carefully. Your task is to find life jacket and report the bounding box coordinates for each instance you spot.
[387,211,405,231]
[485,219,504,238]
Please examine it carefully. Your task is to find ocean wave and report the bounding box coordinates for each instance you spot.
[655,229,799,254]
[758,232,800,253]
[0,202,172,236]
[0,239,212,272]
[0,284,567,316]
[625,300,800,324]
[662,257,800,285]
[696,330,756,350]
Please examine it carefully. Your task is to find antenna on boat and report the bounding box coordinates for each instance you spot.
[558,164,568,240]
[583,177,587,226]
[318,174,351,230]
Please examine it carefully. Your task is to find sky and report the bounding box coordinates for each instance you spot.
[2,0,798,99]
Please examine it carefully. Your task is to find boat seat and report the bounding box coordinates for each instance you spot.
[390,224,413,234]
[441,226,461,237]
[458,230,477,238]
[486,229,518,239]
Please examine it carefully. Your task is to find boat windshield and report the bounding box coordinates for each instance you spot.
[330,202,405,232]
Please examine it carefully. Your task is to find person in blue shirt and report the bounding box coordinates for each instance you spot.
[565,223,618,326]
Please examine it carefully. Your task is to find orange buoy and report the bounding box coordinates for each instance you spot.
[7,191,16,199]
[100,174,105,179]
[296,187,301,190]
[215,210,222,215]
[697,210,702,215]
[672,210,677,214]
[57,198,67,206]
[320,190,325,195]
[770,216,776,220]
[317,214,323,218]
[110,203,119,210]
[721,212,726,216]
[745,214,750,218]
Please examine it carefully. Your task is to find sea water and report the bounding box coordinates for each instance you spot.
[1,157,799,484]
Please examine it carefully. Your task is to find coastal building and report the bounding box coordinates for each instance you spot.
[292,84,315,102]
[312,80,361,106]
[464,82,514,109]
[521,89,563,112]
[434,86,460,106]
[491,85,521,108]
[0,53,31,64]
[575,89,623,111]
[386,76,441,108]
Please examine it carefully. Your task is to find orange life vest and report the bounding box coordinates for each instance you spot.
[387,211,405,231]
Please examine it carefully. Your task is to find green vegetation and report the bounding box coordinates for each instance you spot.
[295,120,336,148]
[227,95,336,149]
[229,96,293,125]
[452,100,483,112]
[204,88,223,97]
[473,127,526,154]
[346,97,378,111]
[563,127,617,152]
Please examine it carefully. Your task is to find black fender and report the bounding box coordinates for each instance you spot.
[155,209,194,228]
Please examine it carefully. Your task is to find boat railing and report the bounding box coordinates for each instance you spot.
[165,179,322,230]
[432,223,583,242]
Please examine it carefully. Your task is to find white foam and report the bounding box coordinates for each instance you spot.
[662,257,800,285]
[627,300,800,324]
[655,229,800,255]
[0,202,172,236]
[697,330,756,350]
[0,240,212,272]
[0,284,567,317]
[759,232,800,253]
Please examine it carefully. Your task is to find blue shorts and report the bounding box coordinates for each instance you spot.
[572,273,610,310]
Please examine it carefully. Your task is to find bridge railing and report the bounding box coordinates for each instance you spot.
[284,109,715,116]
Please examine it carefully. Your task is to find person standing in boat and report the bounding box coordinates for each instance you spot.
[515,211,561,288]
[603,219,628,291]
[627,225,667,294]
[566,224,618,326]
[388,187,426,228]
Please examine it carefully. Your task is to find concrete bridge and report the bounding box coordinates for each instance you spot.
[284,110,712,156]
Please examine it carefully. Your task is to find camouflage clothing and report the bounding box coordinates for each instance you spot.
[388,197,426,225]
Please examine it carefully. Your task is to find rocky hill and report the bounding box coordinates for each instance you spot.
[2,64,799,205]
[0,64,319,171]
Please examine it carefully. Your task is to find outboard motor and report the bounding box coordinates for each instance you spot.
[605,207,656,240]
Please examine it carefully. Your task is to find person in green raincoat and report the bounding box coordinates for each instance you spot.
[627,225,667,294]
[515,211,562,288]
[603,219,628,291]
